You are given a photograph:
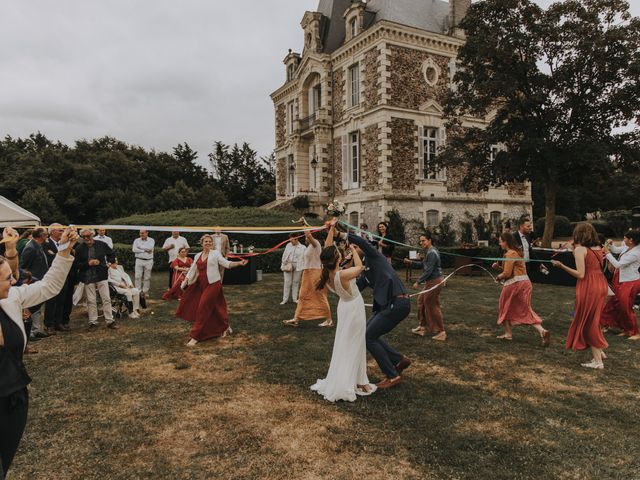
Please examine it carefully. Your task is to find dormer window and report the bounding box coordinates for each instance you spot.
[350,18,358,38]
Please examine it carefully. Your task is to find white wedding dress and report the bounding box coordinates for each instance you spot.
[311,270,376,402]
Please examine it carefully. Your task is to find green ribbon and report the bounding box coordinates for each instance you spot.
[338,220,553,263]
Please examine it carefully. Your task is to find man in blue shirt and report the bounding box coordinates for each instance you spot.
[404,232,446,340]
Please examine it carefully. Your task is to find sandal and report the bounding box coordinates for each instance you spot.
[283,319,299,327]
[318,320,333,327]
[496,334,513,340]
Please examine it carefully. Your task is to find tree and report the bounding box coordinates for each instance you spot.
[440,0,640,246]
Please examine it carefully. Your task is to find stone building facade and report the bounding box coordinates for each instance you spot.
[269,0,532,235]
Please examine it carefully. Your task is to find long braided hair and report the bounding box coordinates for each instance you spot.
[316,245,340,290]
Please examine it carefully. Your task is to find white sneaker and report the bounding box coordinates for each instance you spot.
[128,312,140,319]
[581,359,604,369]
[280,300,287,305]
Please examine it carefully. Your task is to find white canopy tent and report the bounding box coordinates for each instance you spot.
[0,195,40,227]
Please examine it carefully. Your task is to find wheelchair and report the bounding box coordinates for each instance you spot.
[109,284,132,319]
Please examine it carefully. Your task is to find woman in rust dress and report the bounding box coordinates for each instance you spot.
[162,247,192,301]
[493,232,550,345]
[176,235,247,346]
[283,229,332,327]
[552,223,608,369]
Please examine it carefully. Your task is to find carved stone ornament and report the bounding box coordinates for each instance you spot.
[422,57,440,87]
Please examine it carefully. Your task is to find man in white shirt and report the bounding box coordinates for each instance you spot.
[132,229,155,298]
[162,231,190,287]
[95,229,114,249]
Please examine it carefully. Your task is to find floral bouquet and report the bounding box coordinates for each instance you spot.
[326,200,346,218]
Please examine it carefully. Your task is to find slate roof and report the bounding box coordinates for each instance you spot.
[316,0,450,54]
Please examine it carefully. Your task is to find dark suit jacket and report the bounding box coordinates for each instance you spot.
[19,239,49,280]
[74,240,115,284]
[44,238,59,266]
[513,230,535,259]
[348,233,406,311]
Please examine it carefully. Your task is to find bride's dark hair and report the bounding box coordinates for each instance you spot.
[316,245,340,290]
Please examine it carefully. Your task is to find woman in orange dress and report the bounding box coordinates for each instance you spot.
[552,223,608,369]
[163,247,192,301]
[493,232,549,345]
[283,229,332,327]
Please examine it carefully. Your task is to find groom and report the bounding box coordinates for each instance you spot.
[338,227,412,389]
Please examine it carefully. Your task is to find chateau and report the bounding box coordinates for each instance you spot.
[269,0,532,233]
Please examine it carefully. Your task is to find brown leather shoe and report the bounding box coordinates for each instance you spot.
[376,376,402,389]
[395,357,412,374]
[107,322,120,330]
[45,326,57,336]
[542,330,551,347]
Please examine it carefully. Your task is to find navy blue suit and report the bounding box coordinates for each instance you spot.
[347,233,410,378]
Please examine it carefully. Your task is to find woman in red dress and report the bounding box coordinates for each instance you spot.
[493,232,549,345]
[162,247,193,301]
[176,235,247,346]
[552,223,608,369]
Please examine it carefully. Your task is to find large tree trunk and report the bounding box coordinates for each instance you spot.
[541,182,558,248]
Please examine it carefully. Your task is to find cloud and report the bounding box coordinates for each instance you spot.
[0,0,318,162]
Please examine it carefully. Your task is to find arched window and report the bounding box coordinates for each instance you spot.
[349,211,359,227]
[350,18,358,38]
[426,210,440,227]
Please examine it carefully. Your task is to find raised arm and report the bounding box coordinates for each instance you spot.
[305,229,320,249]
[552,246,587,279]
[606,249,639,269]
[339,244,365,284]
[346,232,380,258]
[2,227,19,280]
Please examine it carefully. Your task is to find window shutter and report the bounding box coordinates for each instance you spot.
[341,134,349,190]
[418,126,424,179]
[437,127,447,181]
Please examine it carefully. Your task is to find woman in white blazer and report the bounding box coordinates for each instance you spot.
[176,234,247,346]
[602,229,640,339]
[280,233,306,305]
[0,227,77,478]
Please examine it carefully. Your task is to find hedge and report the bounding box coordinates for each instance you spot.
[106,207,324,249]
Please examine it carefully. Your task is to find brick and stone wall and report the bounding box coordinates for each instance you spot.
[333,136,343,195]
[332,68,345,124]
[362,124,381,192]
[275,104,286,149]
[276,157,287,197]
[363,48,381,111]
[389,117,417,191]
[388,45,450,110]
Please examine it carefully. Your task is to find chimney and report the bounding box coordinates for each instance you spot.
[449,0,471,30]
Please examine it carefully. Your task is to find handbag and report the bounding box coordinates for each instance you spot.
[281,263,294,272]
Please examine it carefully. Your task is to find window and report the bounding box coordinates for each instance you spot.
[490,211,502,231]
[341,131,360,189]
[489,145,500,162]
[287,102,295,134]
[418,127,446,181]
[348,64,360,107]
[350,18,358,38]
[287,154,295,195]
[349,211,359,227]
[287,64,295,82]
[426,210,440,228]
[312,84,321,113]
[350,132,360,188]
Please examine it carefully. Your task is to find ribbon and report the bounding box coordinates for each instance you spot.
[338,220,554,264]
[3,224,321,234]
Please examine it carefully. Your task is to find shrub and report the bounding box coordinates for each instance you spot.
[534,215,571,237]
[601,210,632,237]
[106,207,323,249]
[292,195,310,210]
[460,220,474,244]
[473,214,491,241]
[435,214,457,246]
[386,209,406,244]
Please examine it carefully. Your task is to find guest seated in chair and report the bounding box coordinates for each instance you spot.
[108,259,141,319]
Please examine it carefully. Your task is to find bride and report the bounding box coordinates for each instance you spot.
[311,224,376,402]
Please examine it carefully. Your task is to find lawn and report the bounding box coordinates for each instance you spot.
[10,269,640,480]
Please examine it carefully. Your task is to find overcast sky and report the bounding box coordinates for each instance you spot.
[0,0,637,168]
